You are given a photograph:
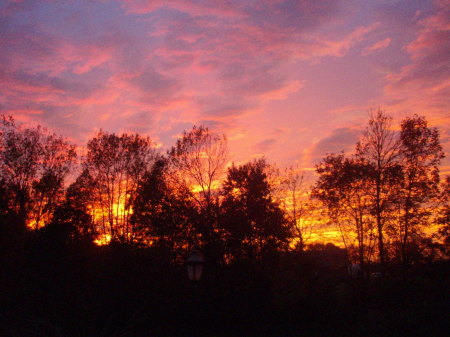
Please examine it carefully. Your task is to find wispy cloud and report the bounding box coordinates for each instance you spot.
[362,37,392,56]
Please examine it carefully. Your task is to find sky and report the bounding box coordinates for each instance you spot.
[1,0,449,174]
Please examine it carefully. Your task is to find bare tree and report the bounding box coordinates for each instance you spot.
[168,125,228,212]
[279,166,316,250]
[82,131,158,243]
[356,109,401,270]
[167,125,228,259]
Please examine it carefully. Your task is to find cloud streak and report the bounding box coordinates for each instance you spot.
[362,37,392,56]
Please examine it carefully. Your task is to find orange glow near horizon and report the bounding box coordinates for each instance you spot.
[94,233,112,246]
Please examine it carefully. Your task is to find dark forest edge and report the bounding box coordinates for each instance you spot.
[1,110,449,336]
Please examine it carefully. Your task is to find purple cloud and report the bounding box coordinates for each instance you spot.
[0,0,448,171]
[307,127,361,166]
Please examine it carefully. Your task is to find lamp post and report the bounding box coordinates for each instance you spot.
[186,248,204,328]
[186,248,204,282]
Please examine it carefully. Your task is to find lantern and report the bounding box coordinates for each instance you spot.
[186,248,204,281]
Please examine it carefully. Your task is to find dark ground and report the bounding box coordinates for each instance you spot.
[1,239,449,337]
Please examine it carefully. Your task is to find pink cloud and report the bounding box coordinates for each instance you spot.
[2,0,446,172]
[383,4,450,111]
[381,2,450,168]
[121,0,243,18]
[362,37,392,56]
[258,80,304,102]
[289,23,380,60]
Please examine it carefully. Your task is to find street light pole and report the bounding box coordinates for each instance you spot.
[186,247,205,329]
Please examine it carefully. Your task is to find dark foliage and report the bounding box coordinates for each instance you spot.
[220,159,291,262]
[131,159,198,261]
[1,233,449,337]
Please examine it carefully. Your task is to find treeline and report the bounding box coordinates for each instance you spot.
[0,118,290,266]
[1,111,450,336]
[1,110,449,266]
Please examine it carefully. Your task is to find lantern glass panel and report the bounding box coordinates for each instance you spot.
[187,262,203,281]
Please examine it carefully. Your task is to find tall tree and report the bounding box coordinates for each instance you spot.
[220,159,291,262]
[168,125,228,254]
[394,115,444,265]
[356,109,401,269]
[82,131,158,243]
[0,115,76,229]
[313,153,376,269]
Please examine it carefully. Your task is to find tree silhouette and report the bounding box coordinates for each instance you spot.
[356,109,402,269]
[313,153,376,269]
[0,115,76,229]
[0,177,26,266]
[50,169,97,242]
[436,176,450,257]
[393,115,444,265]
[220,159,290,262]
[168,125,228,258]
[279,167,316,251]
[131,159,197,260]
[168,125,227,209]
[82,131,158,243]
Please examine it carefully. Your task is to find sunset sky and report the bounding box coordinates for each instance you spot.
[1,0,449,173]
